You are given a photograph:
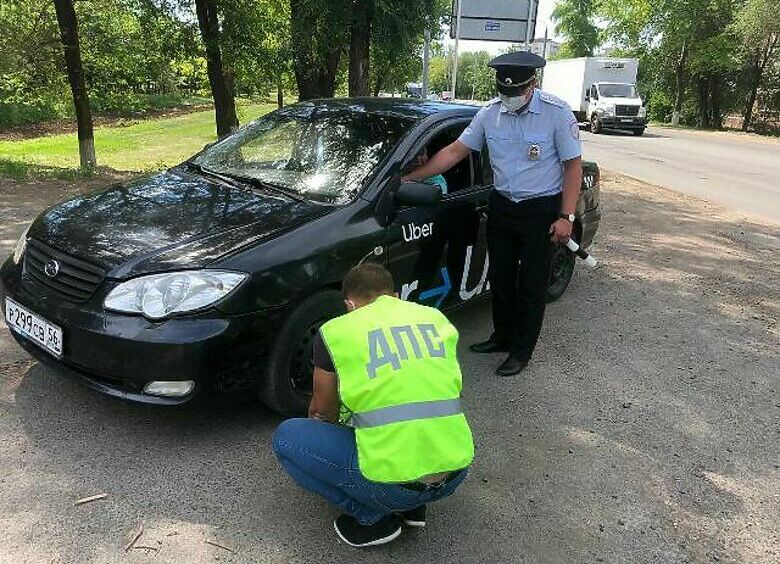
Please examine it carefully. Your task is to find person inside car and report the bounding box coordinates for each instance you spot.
[408,146,448,195]
[272,263,473,548]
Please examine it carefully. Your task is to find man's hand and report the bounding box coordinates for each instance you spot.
[308,367,339,423]
[402,141,470,183]
[549,218,573,243]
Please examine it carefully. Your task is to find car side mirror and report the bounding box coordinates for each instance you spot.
[395,182,442,207]
[585,89,590,101]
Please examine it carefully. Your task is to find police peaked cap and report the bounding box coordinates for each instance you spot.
[489,51,546,92]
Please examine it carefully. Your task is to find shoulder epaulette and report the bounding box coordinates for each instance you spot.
[538,91,567,109]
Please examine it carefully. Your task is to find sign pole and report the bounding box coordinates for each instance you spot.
[451,0,463,100]
[524,0,534,49]
[423,29,431,98]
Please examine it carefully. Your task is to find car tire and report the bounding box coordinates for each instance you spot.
[546,240,576,303]
[590,115,602,134]
[633,128,645,136]
[260,289,346,416]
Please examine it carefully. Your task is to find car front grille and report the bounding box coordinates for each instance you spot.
[24,238,106,302]
[615,105,639,117]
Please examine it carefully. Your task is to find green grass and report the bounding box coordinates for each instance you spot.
[0,103,276,179]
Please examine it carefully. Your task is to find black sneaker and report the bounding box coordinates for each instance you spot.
[333,514,402,547]
[399,505,426,527]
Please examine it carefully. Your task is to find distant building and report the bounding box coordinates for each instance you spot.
[529,38,560,59]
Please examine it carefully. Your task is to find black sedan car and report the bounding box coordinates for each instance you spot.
[1,98,601,415]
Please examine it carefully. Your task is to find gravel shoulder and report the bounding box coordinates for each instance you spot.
[0,172,777,563]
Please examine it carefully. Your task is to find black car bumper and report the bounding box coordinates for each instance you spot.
[1,258,276,404]
[600,116,647,130]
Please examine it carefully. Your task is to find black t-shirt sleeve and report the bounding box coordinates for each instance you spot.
[312,330,336,372]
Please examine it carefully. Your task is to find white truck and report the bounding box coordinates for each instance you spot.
[542,57,647,136]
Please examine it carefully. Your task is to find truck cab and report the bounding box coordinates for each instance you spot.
[586,82,647,136]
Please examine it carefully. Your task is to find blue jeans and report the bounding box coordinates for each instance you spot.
[272,418,468,525]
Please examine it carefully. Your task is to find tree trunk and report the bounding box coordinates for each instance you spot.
[697,77,710,128]
[742,52,760,132]
[53,0,95,170]
[348,0,372,96]
[710,75,722,129]
[277,72,284,108]
[744,35,778,132]
[671,40,688,126]
[195,0,238,139]
[373,75,382,97]
[290,0,344,100]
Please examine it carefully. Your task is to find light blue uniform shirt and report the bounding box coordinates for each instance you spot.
[458,89,582,202]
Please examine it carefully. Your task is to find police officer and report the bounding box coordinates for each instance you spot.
[273,264,473,547]
[403,51,582,377]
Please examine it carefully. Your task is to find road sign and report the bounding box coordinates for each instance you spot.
[450,0,537,42]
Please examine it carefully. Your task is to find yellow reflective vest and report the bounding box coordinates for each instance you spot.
[319,295,474,483]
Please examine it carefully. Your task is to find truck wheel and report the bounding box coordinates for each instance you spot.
[260,289,346,416]
[546,240,576,303]
[633,128,645,136]
[590,115,602,134]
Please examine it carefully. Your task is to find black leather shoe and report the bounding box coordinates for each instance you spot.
[496,355,528,377]
[470,338,510,354]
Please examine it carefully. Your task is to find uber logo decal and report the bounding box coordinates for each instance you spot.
[402,222,433,242]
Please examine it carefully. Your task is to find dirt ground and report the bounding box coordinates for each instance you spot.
[0,171,777,563]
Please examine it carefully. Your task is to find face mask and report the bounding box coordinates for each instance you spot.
[345,299,357,312]
[500,90,532,112]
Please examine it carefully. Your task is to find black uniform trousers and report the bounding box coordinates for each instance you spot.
[487,190,560,361]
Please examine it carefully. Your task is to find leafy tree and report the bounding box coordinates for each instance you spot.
[290,0,351,99]
[368,0,446,96]
[551,0,599,57]
[732,0,780,130]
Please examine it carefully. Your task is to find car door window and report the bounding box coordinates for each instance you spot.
[386,119,490,309]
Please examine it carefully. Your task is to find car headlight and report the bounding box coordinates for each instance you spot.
[12,225,30,264]
[603,104,615,116]
[104,270,247,320]
[639,106,647,118]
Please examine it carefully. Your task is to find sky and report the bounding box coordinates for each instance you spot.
[443,0,560,55]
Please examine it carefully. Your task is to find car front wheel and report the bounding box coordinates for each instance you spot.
[260,289,346,416]
[590,115,602,134]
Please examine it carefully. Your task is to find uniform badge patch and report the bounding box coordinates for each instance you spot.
[570,119,580,140]
[528,143,541,160]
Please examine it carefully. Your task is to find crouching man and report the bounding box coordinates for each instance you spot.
[272,264,474,547]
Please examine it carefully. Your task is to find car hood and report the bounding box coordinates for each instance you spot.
[30,169,328,278]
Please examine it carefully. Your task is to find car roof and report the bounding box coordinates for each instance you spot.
[301,97,479,120]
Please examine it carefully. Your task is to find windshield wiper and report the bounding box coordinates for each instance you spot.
[186,162,306,202]
[186,161,242,187]
[222,173,306,202]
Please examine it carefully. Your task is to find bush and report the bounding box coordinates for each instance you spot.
[647,90,673,122]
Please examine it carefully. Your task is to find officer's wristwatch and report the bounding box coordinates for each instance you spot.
[559,213,575,223]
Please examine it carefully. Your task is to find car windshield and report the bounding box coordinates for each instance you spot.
[598,84,638,98]
[192,104,415,204]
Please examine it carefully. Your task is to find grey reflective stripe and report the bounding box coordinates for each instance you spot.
[351,398,463,429]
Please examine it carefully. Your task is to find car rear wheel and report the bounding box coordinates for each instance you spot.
[546,241,576,303]
[260,289,346,416]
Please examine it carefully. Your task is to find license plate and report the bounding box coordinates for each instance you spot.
[4,298,63,358]
[621,118,633,123]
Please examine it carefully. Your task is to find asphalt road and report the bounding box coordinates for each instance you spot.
[1,173,777,563]
[580,127,780,223]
